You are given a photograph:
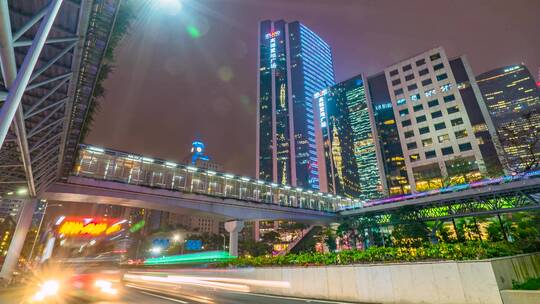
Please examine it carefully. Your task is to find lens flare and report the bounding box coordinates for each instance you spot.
[156,0,182,15]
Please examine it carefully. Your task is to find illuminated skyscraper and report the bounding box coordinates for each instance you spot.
[449,57,504,174]
[314,75,384,199]
[476,64,540,171]
[257,20,335,190]
[367,73,411,195]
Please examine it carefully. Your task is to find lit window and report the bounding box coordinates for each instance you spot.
[440,83,452,92]
[422,138,433,147]
[399,109,409,116]
[438,134,450,143]
[411,94,421,101]
[397,98,406,105]
[455,130,468,139]
[409,153,420,162]
[425,89,436,97]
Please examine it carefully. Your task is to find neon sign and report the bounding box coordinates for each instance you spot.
[265,31,281,69]
[314,89,328,128]
[375,103,392,111]
[58,217,124,237]
[504,66,520,73]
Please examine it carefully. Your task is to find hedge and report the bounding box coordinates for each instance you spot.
[219,241,538,268]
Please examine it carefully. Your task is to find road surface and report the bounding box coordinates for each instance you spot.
[0,284,358,303]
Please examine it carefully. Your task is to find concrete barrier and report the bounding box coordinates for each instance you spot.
[500,290,540,304]
[127,253,540,304]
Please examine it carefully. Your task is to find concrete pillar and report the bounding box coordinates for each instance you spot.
[224,220,244,257]
[0,199,37,281]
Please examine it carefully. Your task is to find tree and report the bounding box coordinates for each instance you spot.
[390,206,430,247]
[239,240,272,257]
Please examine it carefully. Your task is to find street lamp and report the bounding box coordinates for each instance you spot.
[28,202,63,261]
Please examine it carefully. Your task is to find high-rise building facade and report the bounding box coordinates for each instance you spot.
[449,57,504,175]
[384,47,485,191]
[257,20,335,191]
[314,75,384,199]
[476,64,540,171]
[367,73,411,195]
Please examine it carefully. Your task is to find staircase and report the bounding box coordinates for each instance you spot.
[277,225,321,256]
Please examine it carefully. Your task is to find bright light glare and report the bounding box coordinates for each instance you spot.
[156,0,182,15]
[95,280,118,295]
[95,280,112,289]
[33,280,60,300]
[151,246,162,254]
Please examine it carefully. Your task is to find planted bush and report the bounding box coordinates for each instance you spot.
[218,241,535,268]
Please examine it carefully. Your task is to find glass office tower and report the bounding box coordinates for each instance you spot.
[449,57,504,175]
[257,20,335,190]
[476,64,540,171]
[367,73,411,195]
[314,75,384,199]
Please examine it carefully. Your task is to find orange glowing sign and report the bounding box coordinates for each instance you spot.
[58,217,125,237]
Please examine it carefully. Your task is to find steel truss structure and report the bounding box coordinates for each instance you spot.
[0,0,120,198]
[344,186,540,225]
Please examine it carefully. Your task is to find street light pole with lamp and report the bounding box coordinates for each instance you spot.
[28,202,63,261]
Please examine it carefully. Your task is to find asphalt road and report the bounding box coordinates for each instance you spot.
[0,285,358,304]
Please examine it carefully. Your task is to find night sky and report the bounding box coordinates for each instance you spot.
[86,0,539,177]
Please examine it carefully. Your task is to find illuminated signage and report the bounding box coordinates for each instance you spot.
[375,103,392,111]
[504,66,520,73]
[440,83,452,92]
[314,89,328,128]
[265,31,281,69]
[58,217,124,237]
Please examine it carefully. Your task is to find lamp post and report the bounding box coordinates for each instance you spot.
[28,202,62,261]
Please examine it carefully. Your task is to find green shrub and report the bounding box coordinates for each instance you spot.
[218,241,532,268]
[513,277,540,290]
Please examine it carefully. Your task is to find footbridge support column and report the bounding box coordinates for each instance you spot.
[0,199,37,281]
[224,220,244,257]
